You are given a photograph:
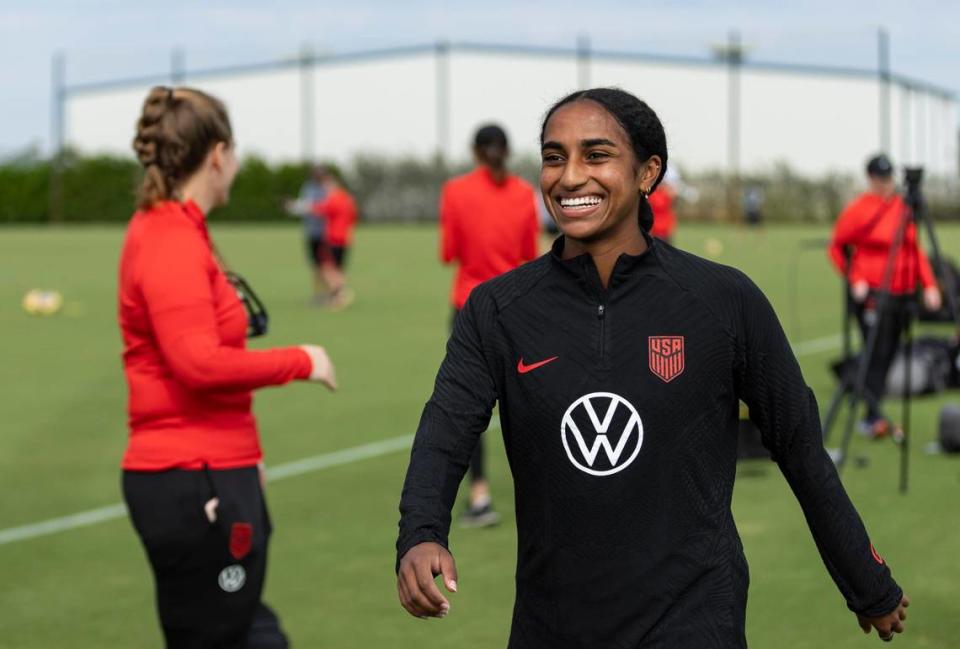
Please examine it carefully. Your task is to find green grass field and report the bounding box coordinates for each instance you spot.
[1,222,959,648]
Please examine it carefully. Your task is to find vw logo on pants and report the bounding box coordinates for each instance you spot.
[561,392,644,476]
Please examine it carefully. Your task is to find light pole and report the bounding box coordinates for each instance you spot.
[712,30,745,222]
[878,28,891,155]
[50,52,66,224]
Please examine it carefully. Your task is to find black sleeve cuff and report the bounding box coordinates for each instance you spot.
[849,582,903,618]
[395,530,449,574]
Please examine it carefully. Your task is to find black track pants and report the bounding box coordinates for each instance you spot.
[853,296,909,421]
[123,467,289,649]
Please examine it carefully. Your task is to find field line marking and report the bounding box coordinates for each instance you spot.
[792,333,842,357]
[0,503,129,546]
[264,434,414,481]
[0,433,414,547]
[0,331,842,548]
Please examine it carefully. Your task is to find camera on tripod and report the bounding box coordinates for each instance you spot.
[903,166,924,212]
[821,159,960,492]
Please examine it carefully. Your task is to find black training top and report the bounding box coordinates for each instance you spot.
[397,234,901,648]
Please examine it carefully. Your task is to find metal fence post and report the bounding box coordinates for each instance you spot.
[878,28,891,155]
[917,91,926,167]
[714,30,744,222]
[901,84,912,165]
[577,34,591,89]
[171,48,186,85]
[435,41,450,163]
[50,51,66,224]
[300,44,315,164]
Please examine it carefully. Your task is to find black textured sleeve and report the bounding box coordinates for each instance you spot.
[396,288,498,568]
[734,274,903,617]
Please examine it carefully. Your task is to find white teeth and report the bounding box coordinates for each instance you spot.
[559,196,602,208]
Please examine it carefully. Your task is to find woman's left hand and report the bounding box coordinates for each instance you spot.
[923,286,942,312]
[856,594,909,642]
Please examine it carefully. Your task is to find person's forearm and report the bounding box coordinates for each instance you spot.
[776,393,902,616]
[159,328,311,391]
[397,402,478,564]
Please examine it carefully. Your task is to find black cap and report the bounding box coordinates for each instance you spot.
[474,124,508,150]
[866,154,894,178]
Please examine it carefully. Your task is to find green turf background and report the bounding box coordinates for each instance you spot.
[1,223,958,648]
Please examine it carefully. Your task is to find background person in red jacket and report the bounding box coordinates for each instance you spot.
[312,166,358,310]
[828,154,941,438]
[121,86,336,648]
[439,124,540,527]
[648,166,679,242]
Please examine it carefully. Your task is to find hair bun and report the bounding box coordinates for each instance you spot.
[131,85,233,209]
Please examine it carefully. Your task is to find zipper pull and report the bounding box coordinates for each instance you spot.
[597,304,606,319]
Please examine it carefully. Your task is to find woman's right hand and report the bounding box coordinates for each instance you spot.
[397,542,458,619]
[299,345,337,391]
[851,280,870,303]
[923,286,942,313]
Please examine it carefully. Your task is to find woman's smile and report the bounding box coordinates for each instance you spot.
[555,193,606,219]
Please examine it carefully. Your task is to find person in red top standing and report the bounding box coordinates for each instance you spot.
[313,166,358,310]
[439,124,540,526]
[828,154,941,438]
[648,166,679,242]
[120,86,337,649]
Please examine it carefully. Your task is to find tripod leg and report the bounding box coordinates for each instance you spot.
[826,253,855,446]
[899,312,913,494]
[836,390,862,472]
[838,296,890,472]
[821,375,851,444]
[920,202,960,329]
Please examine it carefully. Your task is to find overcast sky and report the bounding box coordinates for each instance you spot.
[1,0,957,157]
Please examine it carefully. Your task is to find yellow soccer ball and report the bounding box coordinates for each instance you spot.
[22,289,64,316]
[704,238,724,258]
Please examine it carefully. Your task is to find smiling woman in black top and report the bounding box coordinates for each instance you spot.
[396,87,908,647]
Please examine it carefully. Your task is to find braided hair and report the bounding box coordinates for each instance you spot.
[131,86,233,209]
[540,88,668,232]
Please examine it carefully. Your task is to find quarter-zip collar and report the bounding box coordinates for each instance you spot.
[549,230,660,298]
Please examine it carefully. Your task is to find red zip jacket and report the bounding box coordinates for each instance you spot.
[440,167,540,309]
[828,192,936,294]
[118,200,311,470]
[314,187,357,247]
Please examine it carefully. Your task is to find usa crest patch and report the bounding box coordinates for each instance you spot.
[229,522,253,560]
[648,336,685,383]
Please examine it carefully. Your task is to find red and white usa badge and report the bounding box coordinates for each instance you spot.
[648,336,685,383]
[229,522,253,560]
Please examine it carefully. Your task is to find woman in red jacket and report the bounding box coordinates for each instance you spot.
[828,154,941,438]
[119,86,336,648]
[647,166,679,242]
[438,124,540,527]
[313,165,358,310]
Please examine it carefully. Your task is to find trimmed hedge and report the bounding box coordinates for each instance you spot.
[0,151,956,224]
[0,157,53,223]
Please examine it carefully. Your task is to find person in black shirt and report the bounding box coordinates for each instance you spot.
[396,87,908,647]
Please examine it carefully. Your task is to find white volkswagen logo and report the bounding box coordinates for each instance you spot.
[218,565,247,593]
[561,392,644,476]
